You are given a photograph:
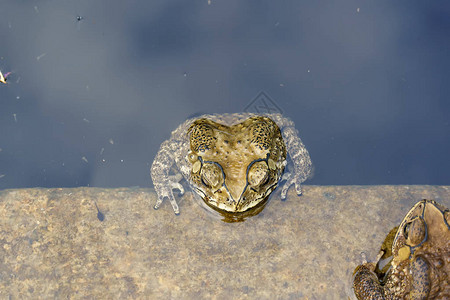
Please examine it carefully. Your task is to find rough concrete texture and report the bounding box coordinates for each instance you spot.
[0,186,449,299]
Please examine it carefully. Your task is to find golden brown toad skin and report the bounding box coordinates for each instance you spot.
[187,116,287,213]
[151,113,312,215]
[353,199,450,299]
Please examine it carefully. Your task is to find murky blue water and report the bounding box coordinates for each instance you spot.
[1,1,449,189]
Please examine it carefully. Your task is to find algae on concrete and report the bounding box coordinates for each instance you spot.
[0,186,449,299]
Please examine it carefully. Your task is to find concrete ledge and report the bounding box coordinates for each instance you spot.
[0,186,449,299]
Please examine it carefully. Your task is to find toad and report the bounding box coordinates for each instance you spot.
[353,199,450,299]
[151,113,312,219]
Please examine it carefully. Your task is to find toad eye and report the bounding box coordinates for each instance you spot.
[403,217,426,247]
[248,161,269,188]
[200,162,224,189]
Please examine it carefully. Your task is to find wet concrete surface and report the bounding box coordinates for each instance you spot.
[0,186,449,299]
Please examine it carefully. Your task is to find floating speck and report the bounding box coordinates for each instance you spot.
[36,53,47,61]
[83,118,90,123]
[100,147,105,155]
[307,69,311,73]
[12,114,17,122]
[279,83,284,87]
[357,8,360,13]
[81,156,88,163]
[109,139,114,145]
[75,15,85,31]
[34,6,39,13]
[183,72,187,77]
[0,174,5,179]
[120,159,124,162]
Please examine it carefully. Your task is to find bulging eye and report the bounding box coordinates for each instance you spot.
[404,217,426,247]
[248,161,269,187]
[200,162,224,189]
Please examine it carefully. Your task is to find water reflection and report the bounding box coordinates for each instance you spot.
[1,1,449,189]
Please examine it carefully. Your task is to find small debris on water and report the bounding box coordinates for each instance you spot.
[81,156,89,163]
[36,53,47,61]
[76,15,85,31]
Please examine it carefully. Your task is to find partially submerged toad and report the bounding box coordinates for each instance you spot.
[151,113,312,218]
[353,199,450,299]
